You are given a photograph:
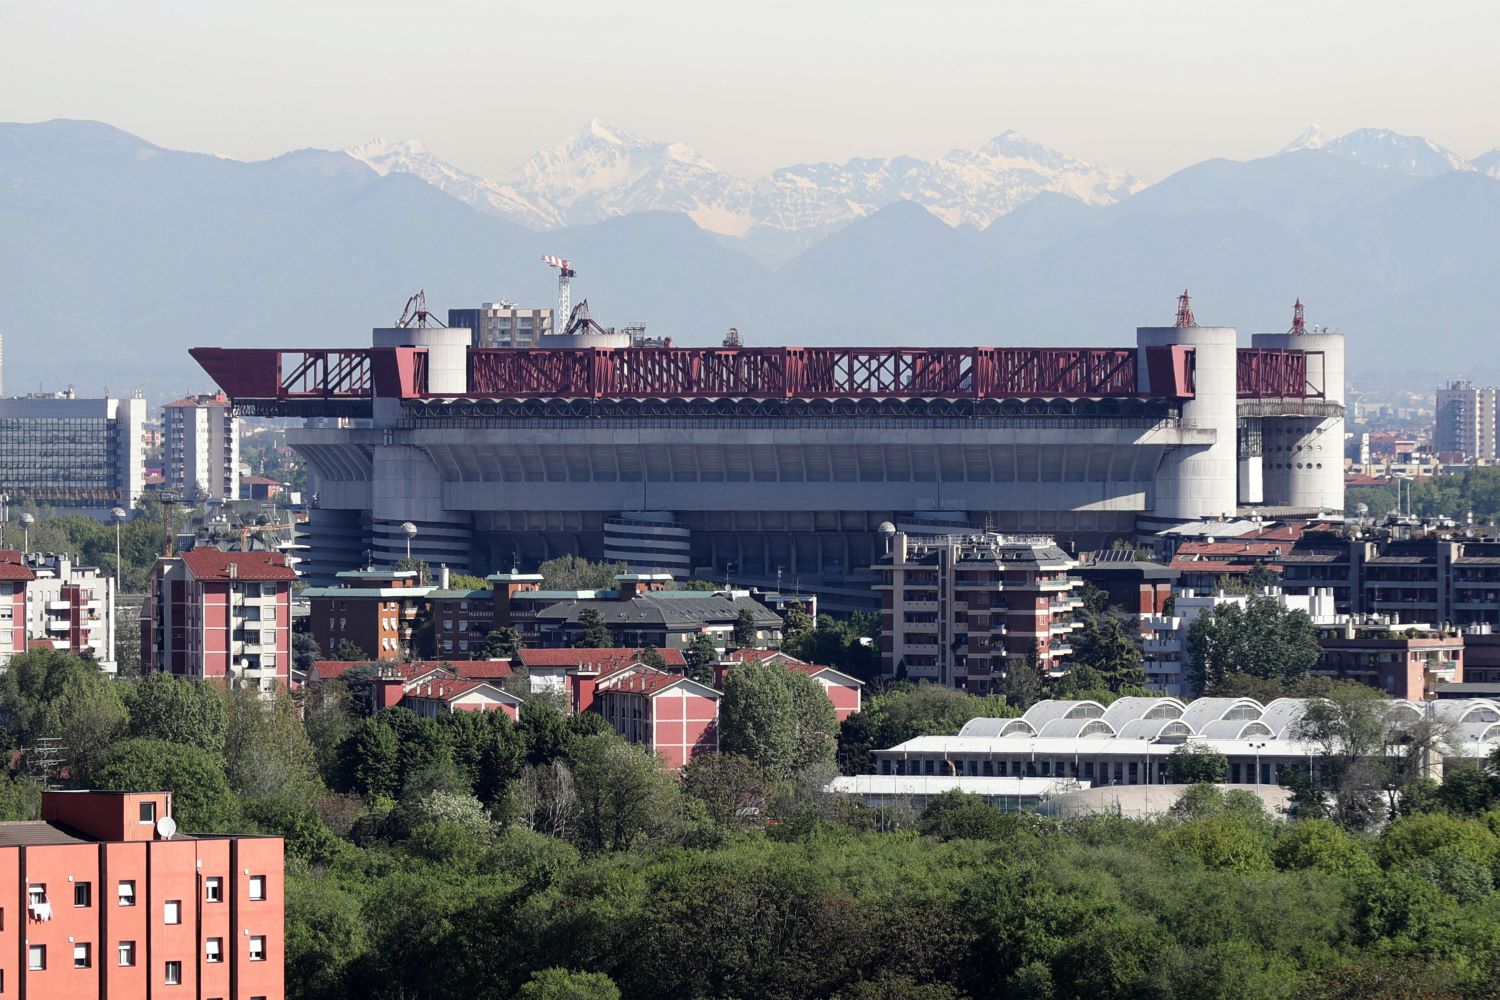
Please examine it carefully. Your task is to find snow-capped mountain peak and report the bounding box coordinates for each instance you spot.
[1278,126,1475,176]
[349,121,1142,241]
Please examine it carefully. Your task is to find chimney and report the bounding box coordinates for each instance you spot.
[439,564,450,589]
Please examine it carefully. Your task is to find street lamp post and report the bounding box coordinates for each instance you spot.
[400,521,417,561]
[19,512,34,553]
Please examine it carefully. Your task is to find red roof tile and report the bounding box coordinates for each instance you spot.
[720,648,803,664]
[603,673,720,697]
[518,647,685,670]
[448,661,515,680]
[181,549,296,581]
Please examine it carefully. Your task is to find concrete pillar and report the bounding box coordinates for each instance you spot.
[1138,325,1240,520]
[1252,329,1346,512]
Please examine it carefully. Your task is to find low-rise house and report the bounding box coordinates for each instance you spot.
[402,678,523,720]
[594,664,721,768]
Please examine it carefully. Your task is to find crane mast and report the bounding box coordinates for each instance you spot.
[541,255,575,335]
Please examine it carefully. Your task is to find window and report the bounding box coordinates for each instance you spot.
[27,884,45,907]
[119,941,136,967]
[118,880,136,906]
[260,583,276,597]
[248,875,266,901]
[205,938,222,963]
[139,801,157,824]
[249,936,266,961]
[165,960,182,985]
[164,899,181,924]
[28,945,44,971]
[74,881,91,907]
[74,943,91,968]
[205,877,222,902]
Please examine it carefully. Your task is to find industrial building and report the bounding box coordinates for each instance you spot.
[0,788,284,1000]
[190,293,1344,608]
[0,391,147,516]
[873,696,1500,786]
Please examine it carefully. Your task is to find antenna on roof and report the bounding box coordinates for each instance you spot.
[1175,289,1196,328]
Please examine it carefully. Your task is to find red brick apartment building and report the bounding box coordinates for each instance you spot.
[301,569,430,661]
[143,551,295,689]
[0,789,283,1000]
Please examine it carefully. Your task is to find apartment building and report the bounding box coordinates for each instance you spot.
[163,393,240,501]
[874,531,1083,691]
[447,303,553,348]
[1314,624,1464,700]
[142,550,295,688]
[0,788,283,1000]
[1434,380,1497,461]
[592,663,721,769]
[0,552,32,667]
[302,569,431,661]
[23,553,116,668]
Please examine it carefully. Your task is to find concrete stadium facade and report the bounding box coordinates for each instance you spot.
[192,310,1343,609]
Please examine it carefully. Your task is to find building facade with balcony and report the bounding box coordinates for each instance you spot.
[142,550,295,688]
[22,553,117,670]
[302,569,430,661]
[1313,626,1464,700]
[874,530,1083,692]
[0,788,284,1000]
[162,393,240,501]
[0,551,33,667]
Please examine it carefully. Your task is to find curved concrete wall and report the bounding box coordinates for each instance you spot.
[1137,326,1239,520]
[373,326,469,394]
[1252,330,1345,512]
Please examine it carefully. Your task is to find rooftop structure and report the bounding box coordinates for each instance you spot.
[191,296,1344,609]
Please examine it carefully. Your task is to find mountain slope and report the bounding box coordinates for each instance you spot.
[1278,125,1476,176]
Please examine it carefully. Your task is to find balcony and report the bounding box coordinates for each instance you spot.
[46,600,72,612]
[45,619,69,633]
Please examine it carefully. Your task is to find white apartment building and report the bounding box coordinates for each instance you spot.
[1141,587,1340,697]
[1434,380,1497,461]
[163,393,240,500]
[23,553,117,673]
[448,302,554,348]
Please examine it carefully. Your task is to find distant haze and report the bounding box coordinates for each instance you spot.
[1,0,1497,182]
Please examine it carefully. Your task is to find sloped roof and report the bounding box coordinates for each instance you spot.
[534,594,782,628]
[181,549,296,581]
[517,647,686,669]
[404,679,521,705]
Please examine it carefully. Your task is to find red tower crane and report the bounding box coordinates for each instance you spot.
[1175,289,1196,328]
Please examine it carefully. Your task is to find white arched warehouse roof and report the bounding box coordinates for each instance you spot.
[1180,698,1264,732]
[1454,721,1500,745]
[1101,697,1187,729]
[958,717,1036,739]
[1116,718,1196,741]
[1036,718,1117,739]
[1198,719,1275,740]
[1433,700,1500,726]
[1021,700,1107,728]
[1258,699,1311,738]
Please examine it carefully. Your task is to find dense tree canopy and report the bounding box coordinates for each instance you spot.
[1186,595,1321,695]
[720,660,838,779]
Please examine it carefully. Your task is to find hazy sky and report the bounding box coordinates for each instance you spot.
[2,0,1496,181]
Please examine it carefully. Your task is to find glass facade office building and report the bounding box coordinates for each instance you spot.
[0,394,146,513]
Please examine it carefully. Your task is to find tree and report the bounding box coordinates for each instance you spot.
[680,752,767,830]
[567,734,675,852]
[538,555,629,591]
[125,671,230,754]
[332,640,369,662]
[518,968,621,1000]
[475,626,521,660]
[732,608,759,648]
[394,557,432,585]
[572,608,614,649]
[837,682,1017,774]
[1167,742,1229,784]
[1186,595,1321,694]
[782,601,813,645]
[638,645,668,670]
[719,660,837,779]
[292,631,322,675]
[919,789,1018,841]
[683,634,720,685]
[1065,609,1147,693]
[92,739,239,832]
[222,685,323,807]
[999,649,1046,711]
[1287,684,1391,830]
[337,717,400,798]
[50,673,129,782]
[0,649,113,749]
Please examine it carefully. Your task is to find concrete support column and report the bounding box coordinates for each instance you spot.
[1138,325,1240,520]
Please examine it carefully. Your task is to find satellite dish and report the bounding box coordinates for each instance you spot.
[156,816,177,840]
